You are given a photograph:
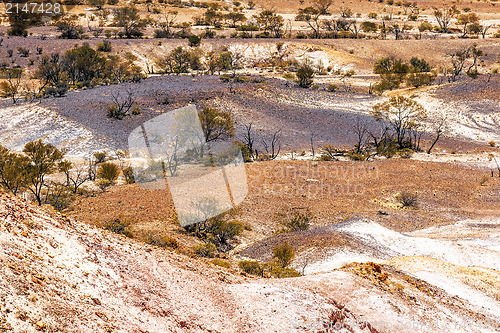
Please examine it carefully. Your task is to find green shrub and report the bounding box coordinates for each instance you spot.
[97,162,120,183]
[276,208,313,233]
[146,234,179,248]
[361,21,378,32]
[397,148,413,159]
[123,166,135,183]
[97,40,112,52]
[273,242,295,268]
[238,260,264,276]
[194,243,217,257]
[405,72,434,88]
[43,184,76,211]
[327,83,338,92]
[235,141,253,162]
[348,152,369,161]
[188,35,202,47]
[466,69,479,79]
[131,105,141,115]
[296,63,314,88]
[318,154,333,161]
[212,259,231,268]
[93,151,107,163]
[17,47,29,57]
[104,217,134,237]
[45,82,68,97]
[205,218,244,250]
[266,262,302,278]
[377,140,398,158]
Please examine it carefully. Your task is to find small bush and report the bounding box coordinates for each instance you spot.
[146,234,179,248]
[131,105,141,115]
[488,141,495,147]
[318,154,333,161]
[327,83,338,92]
[276,208,313,233]
[194,243,217,257]
[94,151,107,163]
[266,262,301,278]
[97,40,112,52]
[466,70,479,79]
[45,82,68,97]
[273,242,295,268]
[396,191,418,208]
[238,260,263,276]
[479,175,489,186]
[96,179,112,191]
[43,184,76,211]
[348,152,369,161]
[123,166,135,183]
[212,259,231,268]
[104,217,134,238]
[97,162,120,182]
[206,219,244,251]
[188,35,202,47]
[397,148,413,159]
[296,63,314,88]
[17,47,29,57]
[107,105,120,118]
[405,73,434,88]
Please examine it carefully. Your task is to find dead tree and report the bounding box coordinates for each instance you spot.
[107,90,135,119]
[427,115,447,154]
[481,24,493,39]
[262,129,282,160]
[65,164,90,193]
[492,157,500,177]
[164,136,180,177]
[241,123,258,160]
[351,116,369,154]
[310,132,315,158]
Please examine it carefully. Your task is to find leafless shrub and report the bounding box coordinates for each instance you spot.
[107,90,137,119]
[396,191,418,208]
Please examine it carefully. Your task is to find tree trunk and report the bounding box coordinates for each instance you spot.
[427,132,441,154]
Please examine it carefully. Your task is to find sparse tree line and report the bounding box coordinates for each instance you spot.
[0,43,144,104]
[370,43,491,94]
[3,0,498,40]
[0,141,134,210]
[315,95,446,162]
[294,43,495,95]
[193,88,445,162]
[233,94,445,163]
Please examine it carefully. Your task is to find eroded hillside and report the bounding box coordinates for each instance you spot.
[1,190,499,332]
